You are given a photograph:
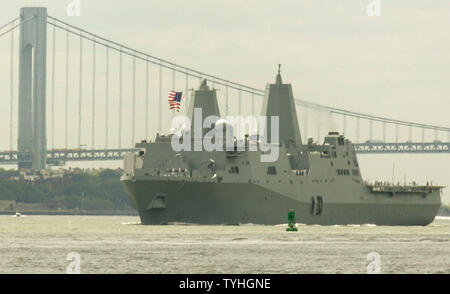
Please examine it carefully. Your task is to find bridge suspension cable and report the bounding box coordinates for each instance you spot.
[184,73,188,115]
[159,65,162,132]
[9,20,15,151]
[51,24,56,150]
[0,17,19,32]
[225,83,229,116]
[78,31,83,148]
[172,69,175,118]
[145,62,149,139]
[251,93,255,116]
[0,16,31,38]
[105,43,109,149]
[92,38,96,149]
[118,46,123,149]
[132,56,136,146]
[64,29,69,149]
[294,99,450,132]
[238,89,242,116]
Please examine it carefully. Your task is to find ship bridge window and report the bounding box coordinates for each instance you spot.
[229,166,239,174]
[267,166,277,175]
[337,169,350,176]
[294,169,308,176]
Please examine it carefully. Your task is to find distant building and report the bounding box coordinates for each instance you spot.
[0,200,16,211]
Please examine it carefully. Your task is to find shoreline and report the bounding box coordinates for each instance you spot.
[0,211,138,216]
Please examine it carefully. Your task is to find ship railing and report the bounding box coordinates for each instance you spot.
[366,184,443,193]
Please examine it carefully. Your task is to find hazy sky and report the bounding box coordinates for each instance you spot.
[0,0,449,202]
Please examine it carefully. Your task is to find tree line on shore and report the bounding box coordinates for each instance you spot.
[0,169,134,212]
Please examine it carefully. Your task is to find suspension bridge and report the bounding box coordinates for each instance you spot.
[0,7,449,170]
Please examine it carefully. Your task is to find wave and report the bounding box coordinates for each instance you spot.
[121,222,141,225]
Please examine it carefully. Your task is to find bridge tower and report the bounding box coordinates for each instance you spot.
[18,7,47,170]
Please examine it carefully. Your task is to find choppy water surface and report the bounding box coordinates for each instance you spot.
[0,215,449,274]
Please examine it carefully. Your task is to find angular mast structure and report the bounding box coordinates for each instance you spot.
[260,65,308,169]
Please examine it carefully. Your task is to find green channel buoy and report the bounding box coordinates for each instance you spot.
[286,209,298,232]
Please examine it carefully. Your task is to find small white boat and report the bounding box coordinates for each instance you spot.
[15,212,21,217]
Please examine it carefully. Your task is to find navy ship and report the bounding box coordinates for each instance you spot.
[121,68,443,225]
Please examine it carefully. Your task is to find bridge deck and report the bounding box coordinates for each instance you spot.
[0,142,448,165]
[353,142,449,154]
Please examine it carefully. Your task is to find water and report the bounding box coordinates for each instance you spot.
[0,215,449,274]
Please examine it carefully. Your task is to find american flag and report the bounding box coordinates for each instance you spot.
[168,91,183,112]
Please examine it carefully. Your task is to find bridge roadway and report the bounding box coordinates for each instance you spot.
[0,142,448,165]
[353,142,449,154]
[0,149,136,166]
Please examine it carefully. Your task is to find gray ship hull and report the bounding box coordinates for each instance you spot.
[122,178,440,226]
